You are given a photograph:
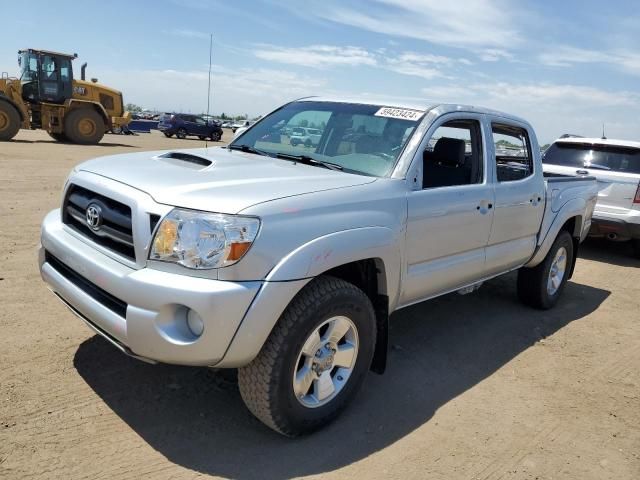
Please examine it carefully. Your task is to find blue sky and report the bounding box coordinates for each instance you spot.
[1,0,639,143]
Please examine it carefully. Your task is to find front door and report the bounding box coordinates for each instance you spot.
[38,54,73,104]
[401,115,494,306]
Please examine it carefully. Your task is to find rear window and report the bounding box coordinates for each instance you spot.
[544,143,640,173]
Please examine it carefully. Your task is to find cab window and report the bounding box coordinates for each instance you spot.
[492,124,533,181]
[422,119,483,189]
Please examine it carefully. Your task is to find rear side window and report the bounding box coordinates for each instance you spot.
[492,124,533,182]
[543,143,640,173]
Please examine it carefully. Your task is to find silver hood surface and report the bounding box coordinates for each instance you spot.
[78,147,376,213]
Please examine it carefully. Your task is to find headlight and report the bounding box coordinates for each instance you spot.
[150,209,260,269]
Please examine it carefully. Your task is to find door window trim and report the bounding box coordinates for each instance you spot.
[407,112,490,191]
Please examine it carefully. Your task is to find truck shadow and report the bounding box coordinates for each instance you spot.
[578,238,639,268]
[73,273,609,479]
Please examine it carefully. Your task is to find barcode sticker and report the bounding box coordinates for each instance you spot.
[374,107,425,121]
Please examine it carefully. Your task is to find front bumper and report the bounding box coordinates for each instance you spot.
[39,209,262,366]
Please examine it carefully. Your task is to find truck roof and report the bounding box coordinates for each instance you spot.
[555,137,640,149]
[297,95,531,126]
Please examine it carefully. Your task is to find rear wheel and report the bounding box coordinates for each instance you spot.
[198,135,206,140]
[64,109,105,145]
[176,128,187,139]
[163,132,173,138]
[211,131,222,141]
[518,230,574,309]
[0,101,21,141]
[238,276,376,436]
[48,132,68,142]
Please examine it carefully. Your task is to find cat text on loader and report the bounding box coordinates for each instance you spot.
[0,49,130,144]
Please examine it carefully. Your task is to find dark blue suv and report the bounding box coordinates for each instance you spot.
[158,113,223,141]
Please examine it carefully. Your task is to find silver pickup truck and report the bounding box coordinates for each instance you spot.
[39,98,597,436]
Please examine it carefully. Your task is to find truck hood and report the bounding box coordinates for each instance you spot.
[78,147,376,213]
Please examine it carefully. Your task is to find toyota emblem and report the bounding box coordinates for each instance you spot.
[85,203,103,231]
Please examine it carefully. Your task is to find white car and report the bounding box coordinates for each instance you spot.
[290,127,322,147]
[543,137,640,257]
[231,120,252,133]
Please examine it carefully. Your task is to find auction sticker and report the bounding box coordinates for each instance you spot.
[374,107,425,121]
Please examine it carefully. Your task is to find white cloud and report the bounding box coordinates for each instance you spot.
[252,44,466,80]
[285,0,520,52]
[479,48,514,62]
[100,66,327,115]
[253,44,377,68]
[420,81,640,142]
[538,46,640,76]
[165,29,210,40]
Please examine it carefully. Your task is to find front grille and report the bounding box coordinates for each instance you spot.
[62,184,135,261]
[45,251,128,318]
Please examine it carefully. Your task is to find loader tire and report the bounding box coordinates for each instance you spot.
[0,101,21,141]
[238,276,376,436]
[48,132,68,142]
[64,109,105,145]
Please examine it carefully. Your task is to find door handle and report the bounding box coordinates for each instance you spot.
[476,201,493,213]
[576,169,589,175]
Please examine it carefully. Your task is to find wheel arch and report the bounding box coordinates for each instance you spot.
[67,100,110,128]
[526,197,587,270]
[219,228,401,371]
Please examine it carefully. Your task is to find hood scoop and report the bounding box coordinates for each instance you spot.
[156,152,213,170]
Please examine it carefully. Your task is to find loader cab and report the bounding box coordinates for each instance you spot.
[18,49,75,104]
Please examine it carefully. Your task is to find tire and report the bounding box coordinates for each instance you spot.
[163,132,173,138]
[290,139,298,146]
[238,276,376,436]
[48,132,68,142]
[632,239,640,259]
[198,135,206,140]
[0,101,21,141]
[517,230,574,310]
[64,109,105,145]
[211,131,222,141]
[176,128,187,139]
[304,139,312,148]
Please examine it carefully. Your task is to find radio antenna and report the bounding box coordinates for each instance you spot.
[601,123,607,140]
[205,33,213,149]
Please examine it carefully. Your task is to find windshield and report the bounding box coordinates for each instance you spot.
[19,52,38,82]
[230,101,423,176]
[543,142,640,174]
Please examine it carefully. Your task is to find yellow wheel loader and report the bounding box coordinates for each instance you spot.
[0,49,130,144]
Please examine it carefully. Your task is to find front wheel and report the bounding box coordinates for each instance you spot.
[517,230,574,310]
[211,131,222,141]
[0,101,21,141]
[163,132,173,138]
[176,128,187,139]
[238,276,376,436]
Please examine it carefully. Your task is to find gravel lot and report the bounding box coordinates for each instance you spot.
[1,129,638,479]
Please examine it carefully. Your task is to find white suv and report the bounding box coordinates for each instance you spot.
[543,137,640,257]
[290,127,322,147]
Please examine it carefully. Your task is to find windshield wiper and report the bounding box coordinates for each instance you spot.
[227,144,273,157]
[275,153,343,171]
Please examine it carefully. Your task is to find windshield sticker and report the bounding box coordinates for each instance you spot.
[374,107,425,121]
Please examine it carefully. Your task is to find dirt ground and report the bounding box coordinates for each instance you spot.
[1,129,638,480]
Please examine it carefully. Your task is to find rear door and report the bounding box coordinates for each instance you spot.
[485,122,545,276]
[543,142,640,216]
